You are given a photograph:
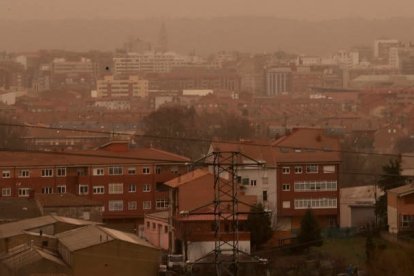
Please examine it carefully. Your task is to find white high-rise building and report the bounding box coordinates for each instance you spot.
[113,51,203,75]
[265,67,291,96]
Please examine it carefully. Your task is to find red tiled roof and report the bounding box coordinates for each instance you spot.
[210,140,276,165]
[272,128,341,163]
[164,169,210,188]
[0,147,189,167]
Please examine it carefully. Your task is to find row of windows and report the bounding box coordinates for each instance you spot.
[1,166,180,178]
[282,165,335,174]
[294,198,337,209]
[80,183,151,195]
[108,199,169,211]
[2,186,67,197]
[240,177,269,186]
[2,168,66,178]
[1,183,153,197]
[293,181,337,192]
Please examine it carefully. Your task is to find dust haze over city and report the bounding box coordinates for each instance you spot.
[1,1,414,275]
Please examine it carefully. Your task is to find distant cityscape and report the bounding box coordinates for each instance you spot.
[1,22,414,276]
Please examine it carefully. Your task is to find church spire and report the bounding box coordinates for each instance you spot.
[158,22,168,53]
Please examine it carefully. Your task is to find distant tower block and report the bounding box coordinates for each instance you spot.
[158,22,168,53]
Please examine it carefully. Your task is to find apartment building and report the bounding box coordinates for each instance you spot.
[146,68,241,93]
[273,128,341,232]
[51,57,95,88]
[94,75,149,98]
[265,67,292,96]
[113,51,202,74]
[0,141,189,231]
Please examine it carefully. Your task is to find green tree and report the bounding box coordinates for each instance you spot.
[140,105,206,159]
[375,158,407,227]
[140,105,254,159]
[297,208,322,249]
[246,203,272,250]
[365,230,375,263]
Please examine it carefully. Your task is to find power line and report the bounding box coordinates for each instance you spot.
[0,148,412,178]
[1,122,413,159]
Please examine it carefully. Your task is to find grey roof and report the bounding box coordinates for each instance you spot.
[0,216,56,239]
[2,245,67,271]
[0,215,97,239]
[56,224,157,252]
[56,224,114,252]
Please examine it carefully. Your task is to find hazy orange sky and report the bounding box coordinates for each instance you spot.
[1,0,414,20]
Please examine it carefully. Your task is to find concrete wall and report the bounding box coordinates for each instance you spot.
[388,206,398,234]
[72,240,161,276]
[237,168,278,228]
[187,240,250,262]
[144,217,169,250]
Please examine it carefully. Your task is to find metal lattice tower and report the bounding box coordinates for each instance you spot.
[188,151,267,276]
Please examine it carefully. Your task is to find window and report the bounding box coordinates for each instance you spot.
[143,184,151,192]
[108,200,124,211]
[93,186,105,194]
[2,188,11,197]
[156,199,169,209]
[323,165,335,173]
[294,166,303,174]
[109,166,123,175]
[170,166,178,174]
[57,185,66,194]
[156,166,161,174]
[128,201,137,210]
[294,180,337,191]
[143,201,152,210]
[93,168,104,176]
[19,169,30,178]
[146,221,150,229]
[42,187,53,194]
[127,167,136,175]
[128,184,136,193]
[262,177,269,185]
[18,188,31,197]
[164,225,168,233]
[282,184,290,191]
[250,180,257,186]
[79,185,89,195]
[282,201,291,209]
[56,167,66,177]
[2,170,11,178]
[282,167,290,174]
[108,183,123,194]
[41,169,53,177]
[401,215,414,228]
[142,167,150,174]
[262,191,268,201]
[305,164,318,173]
[294,198,337,209]
[242,178,249,185]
